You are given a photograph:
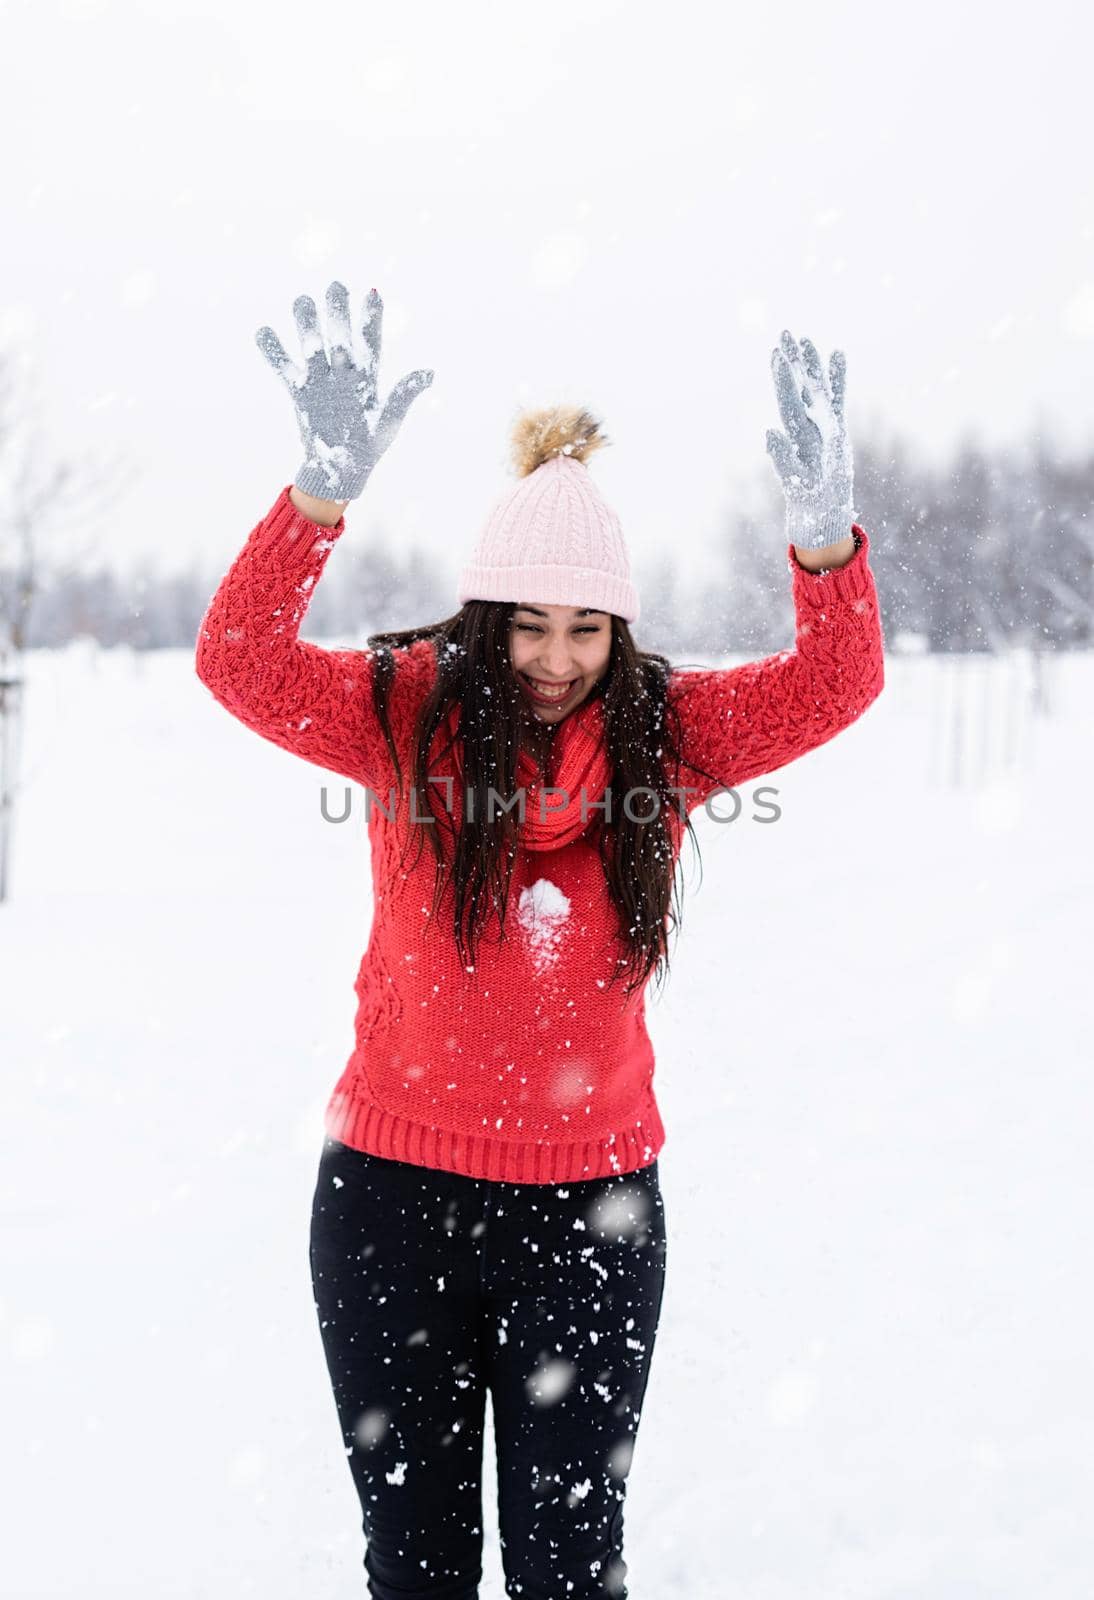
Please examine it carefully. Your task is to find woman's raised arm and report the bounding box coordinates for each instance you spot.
[666,523,884,809]
[195,485,403,790]
[667,328,884,808]
[194,280,435,790]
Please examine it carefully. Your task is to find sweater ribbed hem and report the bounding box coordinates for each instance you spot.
[787,523,872,607]
[323,1073,666,1184]
[259,484,348,563]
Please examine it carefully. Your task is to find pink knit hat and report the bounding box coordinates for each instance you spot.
[456,405,640,625]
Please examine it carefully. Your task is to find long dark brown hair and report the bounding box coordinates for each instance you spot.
[364,602,723,1001]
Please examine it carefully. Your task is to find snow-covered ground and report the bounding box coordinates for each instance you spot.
[2,641,1090,1598]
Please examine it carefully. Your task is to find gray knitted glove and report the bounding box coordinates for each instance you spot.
[765,329,855,549]
[255,281,434,502]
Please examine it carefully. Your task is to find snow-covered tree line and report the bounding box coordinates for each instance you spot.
[3,426,1091,656]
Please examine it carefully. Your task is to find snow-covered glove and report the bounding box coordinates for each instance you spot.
[255,281,434,502]
[765,329,855,549]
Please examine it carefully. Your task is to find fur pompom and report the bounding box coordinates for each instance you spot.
[509,404,610,478]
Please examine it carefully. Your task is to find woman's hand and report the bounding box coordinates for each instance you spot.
[765,329,855,550]
[256,281,434,503]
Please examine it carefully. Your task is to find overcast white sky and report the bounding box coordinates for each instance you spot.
[2,0,1091,590]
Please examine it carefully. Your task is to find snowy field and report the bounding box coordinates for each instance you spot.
[2,641,1090,1599]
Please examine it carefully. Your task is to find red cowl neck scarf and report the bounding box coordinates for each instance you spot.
[429,692,612,852]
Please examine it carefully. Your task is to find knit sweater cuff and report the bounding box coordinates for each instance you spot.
[787,523,872,609]
[259,483,348,565]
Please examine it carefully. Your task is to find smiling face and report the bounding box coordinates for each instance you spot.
[508,601,613,723]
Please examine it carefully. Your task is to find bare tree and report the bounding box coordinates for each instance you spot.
[0,343,134,902]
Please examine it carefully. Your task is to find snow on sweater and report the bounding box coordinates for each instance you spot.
[195,484,885,1183]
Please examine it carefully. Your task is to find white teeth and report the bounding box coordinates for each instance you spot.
[524,674,574,699]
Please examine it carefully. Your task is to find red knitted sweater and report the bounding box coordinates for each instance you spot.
[195,485,885,1183]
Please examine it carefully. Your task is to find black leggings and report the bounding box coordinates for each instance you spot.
[308,1136,668,1600]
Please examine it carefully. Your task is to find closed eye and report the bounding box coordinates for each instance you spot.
[514,623,600,634]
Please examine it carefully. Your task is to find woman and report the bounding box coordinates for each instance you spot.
[194,281,884,1600]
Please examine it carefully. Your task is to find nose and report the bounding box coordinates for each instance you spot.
[537,646,576,679]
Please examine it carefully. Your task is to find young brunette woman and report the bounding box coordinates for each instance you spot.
[194,280,884,1600]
